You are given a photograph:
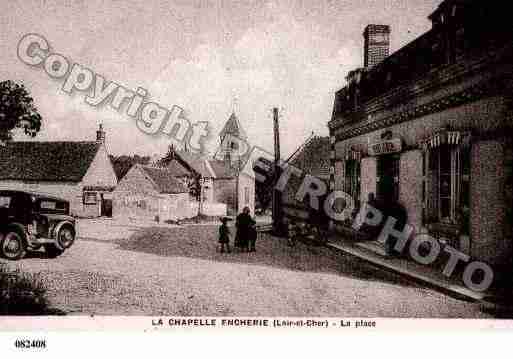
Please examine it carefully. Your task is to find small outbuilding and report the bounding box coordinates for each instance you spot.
[112,164,191,222]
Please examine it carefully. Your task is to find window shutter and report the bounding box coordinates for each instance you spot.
[425,148,439,222]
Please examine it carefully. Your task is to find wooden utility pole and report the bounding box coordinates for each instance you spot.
[272,107,284,235]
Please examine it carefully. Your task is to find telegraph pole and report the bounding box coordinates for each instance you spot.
[272,107,284,235]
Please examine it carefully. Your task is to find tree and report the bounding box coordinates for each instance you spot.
[0,80,42,142]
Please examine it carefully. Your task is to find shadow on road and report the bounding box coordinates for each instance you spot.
[88,224,418,289]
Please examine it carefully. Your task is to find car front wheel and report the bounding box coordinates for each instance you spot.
[57,225,75,249]
[0,231,27,260]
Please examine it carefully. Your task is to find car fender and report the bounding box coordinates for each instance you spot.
[52,221,76,250]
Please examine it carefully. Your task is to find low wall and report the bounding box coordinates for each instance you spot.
[188,201,227,217]
[202,202,227,217]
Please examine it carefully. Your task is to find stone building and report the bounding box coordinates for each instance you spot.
[328,0,513,268]
[112,165,190,222]
[0,124,117,217]
[159,111,255,216]
[214,111,255,216]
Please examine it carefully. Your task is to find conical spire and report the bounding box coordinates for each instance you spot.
[219,111,247,141]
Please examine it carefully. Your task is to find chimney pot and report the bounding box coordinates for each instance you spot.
[363,24,391,68]
[96,123,106,144]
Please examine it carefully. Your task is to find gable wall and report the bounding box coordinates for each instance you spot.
[81,144,118,188]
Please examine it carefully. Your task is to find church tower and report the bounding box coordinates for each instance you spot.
[219,111,247,167]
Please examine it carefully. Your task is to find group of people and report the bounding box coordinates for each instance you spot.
[218,206,257,253]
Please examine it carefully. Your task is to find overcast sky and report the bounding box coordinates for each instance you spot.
[0,0,441,158]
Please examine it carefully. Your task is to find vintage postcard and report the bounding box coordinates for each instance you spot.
[1,0,513,355]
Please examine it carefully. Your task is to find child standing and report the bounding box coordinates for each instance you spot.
[218,217,231,253]
[248,222,257,252]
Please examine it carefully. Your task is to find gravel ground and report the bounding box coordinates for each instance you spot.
[0,220,490,317]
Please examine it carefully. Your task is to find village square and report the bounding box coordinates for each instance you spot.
[1,0,513,319]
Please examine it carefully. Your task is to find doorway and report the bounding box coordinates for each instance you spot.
[100,194,113,217]
[377,153,400,204]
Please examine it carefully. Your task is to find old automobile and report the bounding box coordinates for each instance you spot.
[0,190,76,260]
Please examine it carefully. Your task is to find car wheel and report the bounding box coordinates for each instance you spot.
[45,244,64,258]
[1,231,27,260]
[57,225,75,249]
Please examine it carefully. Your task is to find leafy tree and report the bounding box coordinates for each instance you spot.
[0,80,42,142]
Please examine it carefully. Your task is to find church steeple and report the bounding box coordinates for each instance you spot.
[219,111,247,141]
[219,111,246,164]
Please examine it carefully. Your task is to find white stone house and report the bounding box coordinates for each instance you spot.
[0,125,118,217]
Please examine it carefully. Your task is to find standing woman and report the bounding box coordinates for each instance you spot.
[235,206,255,252]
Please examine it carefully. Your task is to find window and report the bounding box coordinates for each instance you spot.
[40,201,57,210]
[345,159,361,207]
[455,28,466,58]
[451,5,457,17]
[244,187,250,205]
[0,196,11,208]
[83,191,97,205]
[425,143,471,230]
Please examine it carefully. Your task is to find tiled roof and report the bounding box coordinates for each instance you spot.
[164,160,192,177]
[290,136,331,179]
[161,149,214,178]
[177,150,212,177]
[139,166,188,194]
[208,159,238,179]
[0,141,101,182]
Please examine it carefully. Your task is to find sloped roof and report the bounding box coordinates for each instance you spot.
[160,148,214,178]
[164,160,192,177]
[139,166,188,194]
[219,112,247,140]
[0,141,101,182]
[290,136,331,179]
[208,159,238,179]
[174,149,213,177]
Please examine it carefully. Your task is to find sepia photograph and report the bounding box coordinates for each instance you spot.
[1,1,513,351]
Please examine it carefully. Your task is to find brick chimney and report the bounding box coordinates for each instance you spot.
[363,25,391,68]
[96,123,106,144]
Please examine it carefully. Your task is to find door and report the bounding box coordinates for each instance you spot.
[377,154,400,204]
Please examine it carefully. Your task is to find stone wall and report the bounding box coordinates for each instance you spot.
[213,178,236,215]
[238,173,255,215]
[470,140,511,267]
[399,149,423,233]
[360,157,377,205]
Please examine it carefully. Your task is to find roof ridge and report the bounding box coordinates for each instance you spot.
[137,165,160,193]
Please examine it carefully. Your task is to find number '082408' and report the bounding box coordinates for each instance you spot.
[14,339,46,349]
